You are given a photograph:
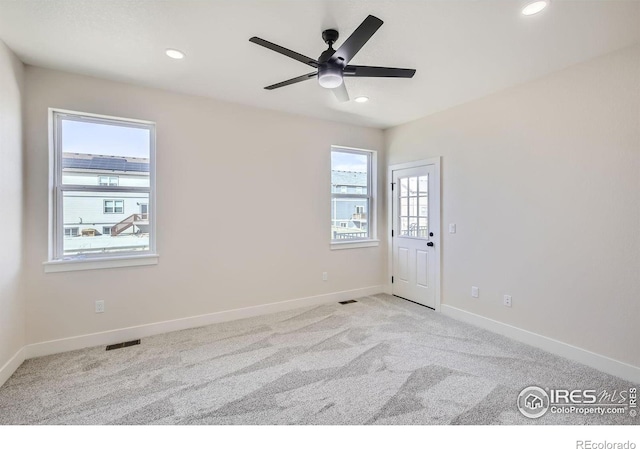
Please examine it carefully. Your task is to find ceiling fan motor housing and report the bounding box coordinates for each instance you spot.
[317,63,343,88]
[318,29,345,88]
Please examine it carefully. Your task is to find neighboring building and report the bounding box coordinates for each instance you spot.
[62,153,150,254]
[331,170,368,239]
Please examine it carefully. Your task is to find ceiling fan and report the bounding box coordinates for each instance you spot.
[249,15,416,102]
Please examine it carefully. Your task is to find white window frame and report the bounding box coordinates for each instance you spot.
[103,199,125,214]
[64,227,79,237]
[98,176,119,186]
[44,109,158,273]
[330,146,378,250]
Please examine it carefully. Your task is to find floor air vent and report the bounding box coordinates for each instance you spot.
[106,339,141,351]
[339,300,358,305]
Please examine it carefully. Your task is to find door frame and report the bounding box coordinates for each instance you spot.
[387,157,442,311]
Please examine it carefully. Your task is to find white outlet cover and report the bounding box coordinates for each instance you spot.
[449,223,456,234]
[471,286,479,298]
[503,295,512,307]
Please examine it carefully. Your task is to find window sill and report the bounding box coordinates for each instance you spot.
[43,254,159,273]
[331,239,380,250]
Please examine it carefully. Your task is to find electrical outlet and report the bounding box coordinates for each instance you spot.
[322,272,328,281]
[449,223,456,234]
[471,286,479,298]
[95,300,105,313]
[503,295,512,307]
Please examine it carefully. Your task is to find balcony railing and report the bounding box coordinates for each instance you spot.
[351,213,367,220]
[111,213,149,236]
[333,231,368,240]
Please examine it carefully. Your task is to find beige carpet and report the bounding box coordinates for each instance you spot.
[0,294,636,425]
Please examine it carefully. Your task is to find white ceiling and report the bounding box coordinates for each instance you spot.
[1,0,639,129]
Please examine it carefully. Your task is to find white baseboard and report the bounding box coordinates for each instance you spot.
[441,304,640,384]
[0,347,26,387]
[25,285,383,360]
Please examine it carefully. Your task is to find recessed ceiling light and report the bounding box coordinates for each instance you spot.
[165,49,185,59]
[522,0,549,16]
[354,96,369,103]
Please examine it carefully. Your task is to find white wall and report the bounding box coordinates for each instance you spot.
[0,41,25,374]
[385,44,640,367]
[23,66,385,345]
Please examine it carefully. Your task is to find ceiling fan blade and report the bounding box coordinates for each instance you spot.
[264,72,317,90]
[332,15,383,65]
[332,82,349,102]
[344,65,416,78]
[250,37,318,68]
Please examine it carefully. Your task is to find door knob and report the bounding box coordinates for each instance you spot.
[427,242,434,247]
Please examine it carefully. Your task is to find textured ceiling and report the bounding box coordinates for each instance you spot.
[0,0,639,128]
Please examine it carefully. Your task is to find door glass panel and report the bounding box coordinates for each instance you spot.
[409,217,418,235]
[419,201,428,217]
[397,174,429,238]
[418,175,428,196]
[400,178,408,197]
[409,177,417,195]
[418,218,428,237]
[401,197,408,216]
[409,197,417,216]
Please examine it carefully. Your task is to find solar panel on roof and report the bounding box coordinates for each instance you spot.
[62,156,149,172]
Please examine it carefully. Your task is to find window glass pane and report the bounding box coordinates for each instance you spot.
[331,148,372,241]
[61,119,150,187]
[331,151,368,192]
[331,198,368,240]
[62,191,150,256]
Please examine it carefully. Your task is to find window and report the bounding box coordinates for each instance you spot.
[331,147,376,245]
[98,176,119,186]
[64,227,79,237]
[104,200,124,214]
[48,110,156,267]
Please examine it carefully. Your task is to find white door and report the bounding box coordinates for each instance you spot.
[392,163,439,308]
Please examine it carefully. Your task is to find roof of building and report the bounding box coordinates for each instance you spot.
[62,153,149,173]
[331,170,367,187]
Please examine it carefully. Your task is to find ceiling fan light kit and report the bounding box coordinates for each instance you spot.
[249,15,416,102]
